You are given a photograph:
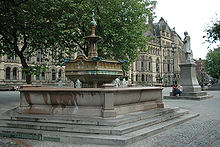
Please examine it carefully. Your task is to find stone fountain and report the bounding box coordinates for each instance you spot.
[0,13,199,146]
[65,13,123,88]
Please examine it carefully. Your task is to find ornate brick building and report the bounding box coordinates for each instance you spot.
[129,17,185,86]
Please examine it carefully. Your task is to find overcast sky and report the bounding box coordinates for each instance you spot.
[154,0,220,59]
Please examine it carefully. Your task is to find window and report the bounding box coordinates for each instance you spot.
[136,74,138,82]
[141,61,144,71]
[13,67,17,80]
[41,72,45,80]
[52,69,56,80]
[6,67,11,80]
[36,75,40,80]
[168,60,170,72]
[36,50,44,62]
[142,74,145,82]
[148,57,152,71]
[58,69,62,80]
[37,50,41,62]
[156,58,160,72]
[168,50,170,56]
[22,70,26,80]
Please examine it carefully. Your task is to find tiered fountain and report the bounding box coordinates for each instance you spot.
[65,12,123,88]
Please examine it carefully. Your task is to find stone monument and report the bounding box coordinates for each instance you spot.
[164,32,212,100]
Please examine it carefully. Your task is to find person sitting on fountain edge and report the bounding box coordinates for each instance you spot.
[172,81,182,96]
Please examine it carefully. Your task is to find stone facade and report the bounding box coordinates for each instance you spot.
[129,17,185,86]
[0,53,70,87]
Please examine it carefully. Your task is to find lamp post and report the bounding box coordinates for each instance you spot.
[171,43,176,84]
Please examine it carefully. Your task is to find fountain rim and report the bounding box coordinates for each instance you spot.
[20,86,163,92]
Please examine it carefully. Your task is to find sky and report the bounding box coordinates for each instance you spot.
[154,0,220,59]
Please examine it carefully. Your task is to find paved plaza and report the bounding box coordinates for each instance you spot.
[0,88,219,147]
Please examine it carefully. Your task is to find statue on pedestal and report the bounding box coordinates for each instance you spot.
[183,31,193,62]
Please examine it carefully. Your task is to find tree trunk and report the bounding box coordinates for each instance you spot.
[20,57,32,84]
[17,52,32,84]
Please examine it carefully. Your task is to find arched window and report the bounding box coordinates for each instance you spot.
[6,67,11,80]
[136,74,138,82]
[58,69,62,80]
[52,69,56,80]
[141,61,144,71]
[168,60,170,72]
[41,72,45,80]
[142,74,145,82]
[13,67,17,80]
[156,58,160,73]
[149,57,152,71]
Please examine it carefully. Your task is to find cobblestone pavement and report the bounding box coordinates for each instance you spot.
[0,89,219,147]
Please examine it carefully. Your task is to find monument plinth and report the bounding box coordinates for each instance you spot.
[179,62,201,92]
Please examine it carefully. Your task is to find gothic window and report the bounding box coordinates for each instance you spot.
[136,74,138,82]
[149,57,152,71]
[37,50,40,62]
[36,75,40,80]
[41,72,45,80]
[168,60,170,72]
[22,70,26,80]
[142,74,145,82]
[58,69,62,80]
[52,69,56,80]
[156,58,160,72]
[36,50,44,62]
[141,61,144,71]
[6,67,11,80]
[163,60,166,73]
[13,67,17,80]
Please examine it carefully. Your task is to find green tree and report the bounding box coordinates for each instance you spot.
[204,47,220,80]
[204,17,220,47]
[0,0,156,84]
[204,15,220,81]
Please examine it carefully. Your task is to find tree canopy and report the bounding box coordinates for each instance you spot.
[204,16,220,81]
[0,0,156,84]
[204,16,220,48]
[204,47,220,80]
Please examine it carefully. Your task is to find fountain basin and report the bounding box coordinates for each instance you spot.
[65,55,123,88]
[19,86,164,118]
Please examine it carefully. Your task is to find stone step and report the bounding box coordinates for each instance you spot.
[0,113,199,146]
[3,107,179,127]
[0,109,188,135]
[164,95,213,100]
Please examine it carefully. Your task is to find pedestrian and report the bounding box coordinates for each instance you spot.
[172,82,181,96]
[178,84,183,96]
